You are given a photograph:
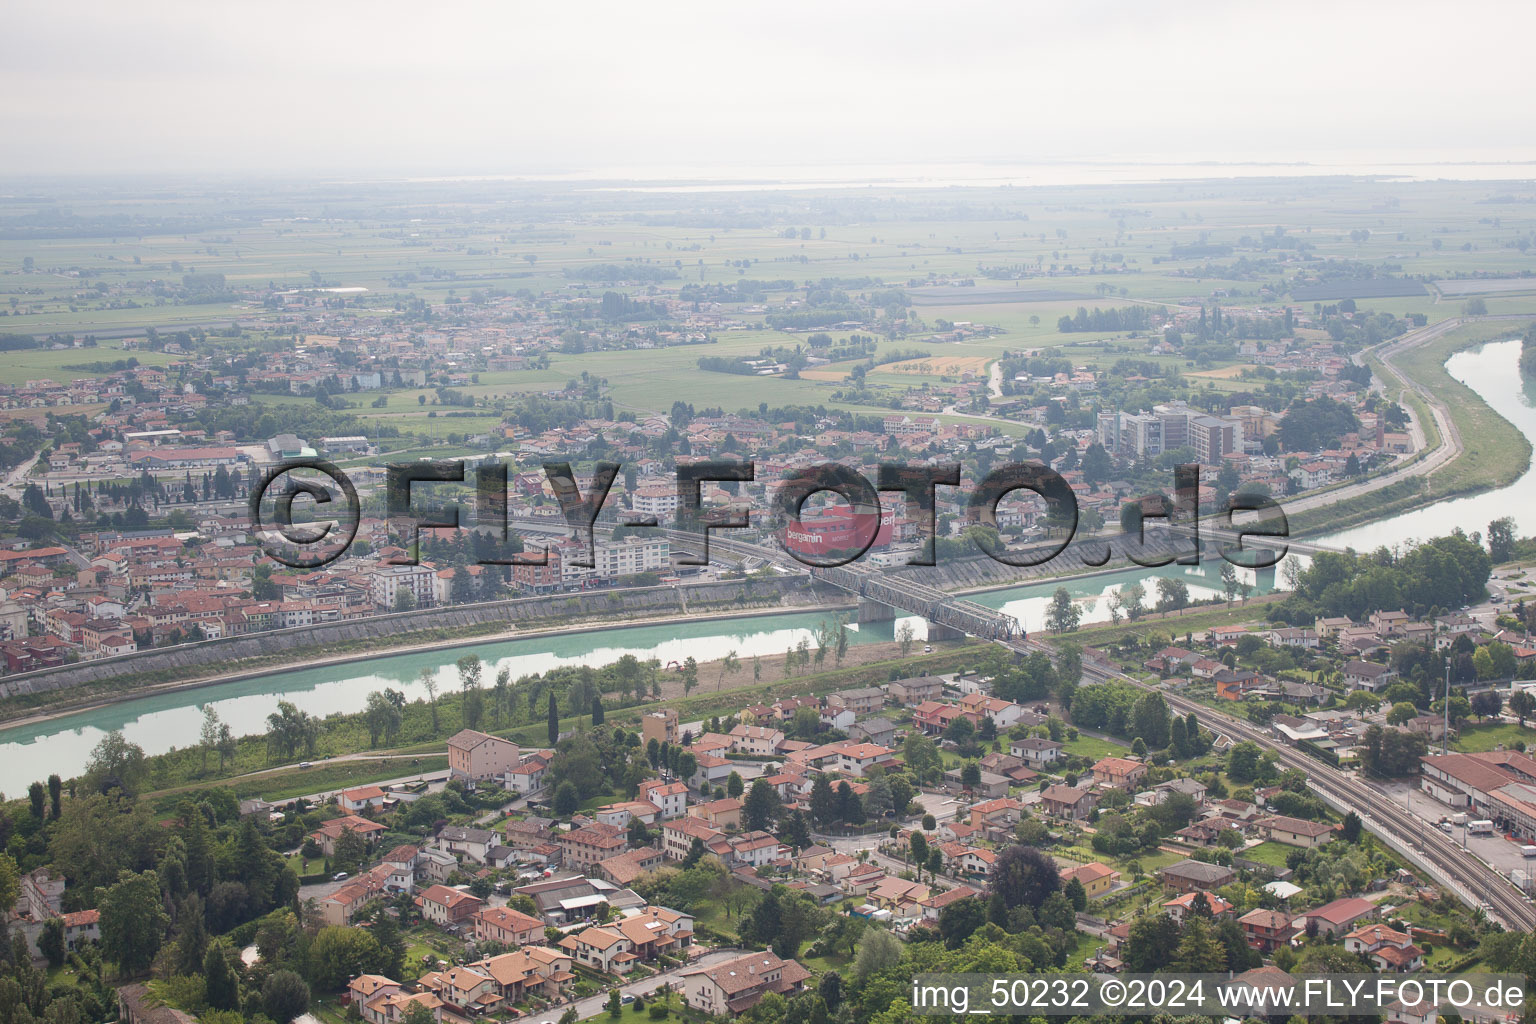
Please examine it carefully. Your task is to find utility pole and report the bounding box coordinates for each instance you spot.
[1443,661,1452,757]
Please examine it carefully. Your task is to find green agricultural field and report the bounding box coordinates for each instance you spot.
[0,342,182,387]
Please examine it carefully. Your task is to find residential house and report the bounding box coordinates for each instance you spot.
[473,906,544,947]
[1256,814,1334,848]
[310,814,387,856]
[1296,897,1377,939]
[1344,923,1425,972]
[320,882,372,927]
[1158,860,1236,893]
[919,885,982,923]
[681,951,811,1015]
[729,725,785,757]
[1058,862,1119,900]
[688,798,743,830]
[438,825,497,864]
[559,926,640,975]
[418,884,484,928]
[447,729,521,781]
[1238,908,1297,953]
[59,909,100,950]
[661,817,725,861]
[1343,660,1396,692]
[1010,737,1063,767]
[340,785,389,813]
[559,823,628,869]
[825,687,885,716]
[1092,756,1148,790]
[888,676,944,705]
[637,779,689,819]
[1040,785,1096,821]
[471,947,575,1003]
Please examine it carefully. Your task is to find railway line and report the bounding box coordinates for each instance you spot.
[1042,638,1536,931]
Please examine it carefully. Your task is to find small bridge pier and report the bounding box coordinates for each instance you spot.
[857,598,897,624]
[926,620,967,642]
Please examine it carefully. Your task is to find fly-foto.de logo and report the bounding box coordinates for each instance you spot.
[248,458,1289,570]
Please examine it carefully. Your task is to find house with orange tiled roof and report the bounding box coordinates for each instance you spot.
[59,908,100,949]
[1163,890,1234,924]
[1091,756,1147,790]
[417,884,484,927]
[559,925,640,975]
[919,885,981,922]
[681,950,810,1015]
[472,905,544,947]
[309,813,387,856]
[1345,923,1424,973]
[469,947,574,1002]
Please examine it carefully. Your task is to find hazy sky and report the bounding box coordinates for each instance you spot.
[3,0,1533,179]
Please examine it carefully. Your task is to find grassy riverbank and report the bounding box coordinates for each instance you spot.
[1291,319,1535,538]
[109,642,981,803]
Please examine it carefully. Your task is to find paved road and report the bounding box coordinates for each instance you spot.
[1,453,38,498]
[558,947,746,1021]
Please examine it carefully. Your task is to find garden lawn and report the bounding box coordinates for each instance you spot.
[1241,842,1295,869]
[1061,734,1128,760]
[1453,721,1536,753]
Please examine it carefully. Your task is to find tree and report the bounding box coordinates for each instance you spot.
[553,781,580,816]
[897,621,915,656]
[1510,689,1536,725]
[28,781,44,820]
[1156,577,1190,613]
[810,775,838,827]
[1064,875,1088,912]
[262,970,311,1024]
[1340,811,1364,843]
[420,667,440,734]
[84,730,148,794]
[718,650,739,690]
[744,779,781,832]
[455,655,483,730]
[199,706,225,774]
[592,695,605,726]
[548,692,560,745]
[606,989,622,1019]
[1220,563,1239,605]
[402,1002,438,1024]
[1113,582,1145,623]
[910,832,930,873]
[38,917,65,966]
[332,827,366,875]
[364,691,402,748]
[1489,517,1516,563]
[1386,701,1419,726]
[851,927,902,984]
[205,941,241,1011]
[309,925,385,990]
[727,771,745,798]
[1122,912,1181,972]
[1172,916,1226,973]
[681,656,699,696]
[992,844,1060,910]
[938,896,987,949]
[1045,587,1081,633]
[99,869,170,975]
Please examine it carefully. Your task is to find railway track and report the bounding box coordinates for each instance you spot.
[1032,639,1536,931]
